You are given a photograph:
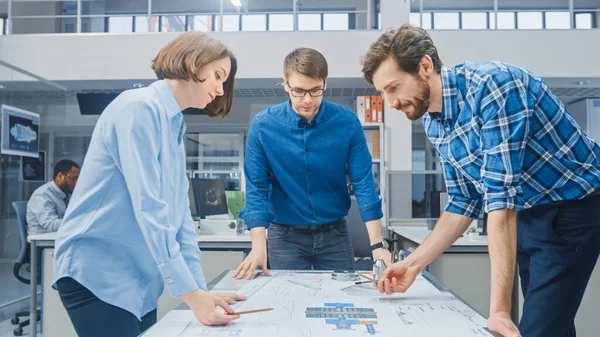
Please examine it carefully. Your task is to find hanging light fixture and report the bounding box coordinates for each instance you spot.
[230,0,242,7]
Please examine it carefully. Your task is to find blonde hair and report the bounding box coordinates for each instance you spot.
[151,31,237,117]
[283,48,328,82]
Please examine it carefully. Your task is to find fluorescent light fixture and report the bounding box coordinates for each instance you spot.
[230,0,242,7]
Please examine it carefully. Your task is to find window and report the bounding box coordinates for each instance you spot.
[323,13,348,30]
[461,12,487,29]
[269,14,293,31]
[545,12,570,29]
[0,18,5,35]
[135,16,149,33]
[298,14,321,30]
[575,13,592,29]
[134,16,164,33]
[185,133,244,191]
[189,15,211,31]
[517,12,543,29]
[222,15,239,31]
[242,14,266,31]
[421,13,432,29]
[108,17,133,33]
[410,13,421,27]
[433,13,459,29]
[161,16,186,32]
[494,12,516,29]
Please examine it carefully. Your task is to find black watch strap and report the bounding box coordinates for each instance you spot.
[370,242,385,251]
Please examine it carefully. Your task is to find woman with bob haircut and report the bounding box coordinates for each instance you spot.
[52,31,244,337]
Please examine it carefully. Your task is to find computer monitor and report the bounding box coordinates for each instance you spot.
[21,151,46,182]
[190,178,229,219]
[1,104,40,158]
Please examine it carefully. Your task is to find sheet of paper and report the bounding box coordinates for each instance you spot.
[143,272,493,337]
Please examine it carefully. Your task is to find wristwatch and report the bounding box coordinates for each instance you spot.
[370,240,389,251]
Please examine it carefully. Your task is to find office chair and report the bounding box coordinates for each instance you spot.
[346,199,378,271]
[11,201,40,337]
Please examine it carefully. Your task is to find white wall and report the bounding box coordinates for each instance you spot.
[2,30,600,82]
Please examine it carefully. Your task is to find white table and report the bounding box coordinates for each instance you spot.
[27,232,252,337]
[390,225,600,337]
[389,226,517,322]
[143,270,502,337]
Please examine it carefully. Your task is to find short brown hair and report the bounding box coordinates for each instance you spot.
[151,31,237,117]
[361,24,443,84]
[283,48,328,82]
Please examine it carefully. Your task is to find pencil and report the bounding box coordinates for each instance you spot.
[228,308,273,315]
[356,272,376,282]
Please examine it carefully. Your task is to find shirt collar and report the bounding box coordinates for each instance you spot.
[150,80,182,120]
[284,99,328,128]
[50,181,67,198]
[436,66,459,124]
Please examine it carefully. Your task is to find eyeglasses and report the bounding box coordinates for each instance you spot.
[64,173,79,181]
[288,83,325,98]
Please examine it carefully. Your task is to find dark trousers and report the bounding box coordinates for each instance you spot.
[56,277,156,337]
[516,193,600,337]
[267,218,355,270]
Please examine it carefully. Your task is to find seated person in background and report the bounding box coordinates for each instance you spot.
[26,159,80,235]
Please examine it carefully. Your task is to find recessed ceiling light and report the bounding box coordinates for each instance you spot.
[132,83,144,88]
[0,85,6,90]
[572,80,591,86]
[275,81,284,87]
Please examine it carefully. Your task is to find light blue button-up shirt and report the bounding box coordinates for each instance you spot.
[53,80,206,320]
[26,181,68,235]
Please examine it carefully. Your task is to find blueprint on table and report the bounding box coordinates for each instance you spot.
[143,271,493,337]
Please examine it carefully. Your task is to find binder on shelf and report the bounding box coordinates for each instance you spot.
[372,129,380,159]
[365,96,372,123]
[376,96,383,123]
[370,95,377,123]
[355,96,366,123]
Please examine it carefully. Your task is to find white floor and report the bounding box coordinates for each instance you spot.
[0,318,40,337]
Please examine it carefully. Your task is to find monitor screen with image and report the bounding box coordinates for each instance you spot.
[22,151,46,182]
[190,178,229,219]
[1,104,40,158]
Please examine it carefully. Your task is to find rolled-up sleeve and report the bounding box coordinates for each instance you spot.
[441,157,484,219]
[114,102,197,297]
[348,118,383,222]
[480,74,529,213]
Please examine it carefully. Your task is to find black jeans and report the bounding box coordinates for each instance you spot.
[516,193,600,337]
[267,218,355,270]
[56,277,156,337]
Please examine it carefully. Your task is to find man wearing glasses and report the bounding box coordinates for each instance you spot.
[234,48,391,279]
[27,159,80,235]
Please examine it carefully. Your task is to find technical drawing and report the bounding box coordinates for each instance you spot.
[340,283,382,297]
[305,303,379,335]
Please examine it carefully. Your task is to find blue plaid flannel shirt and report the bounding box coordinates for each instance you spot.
[423,62,600,218]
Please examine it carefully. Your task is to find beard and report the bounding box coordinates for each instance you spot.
[395,76,431,121]
[293,102,320,121]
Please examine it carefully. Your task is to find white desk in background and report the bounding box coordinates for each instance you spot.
[27,231,252,337]
[390,225,600,337]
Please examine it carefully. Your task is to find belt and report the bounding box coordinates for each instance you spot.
[272,219,344,234]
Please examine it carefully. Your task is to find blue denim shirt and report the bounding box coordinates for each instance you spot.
[242,100,383,229]
[53,80,206,320]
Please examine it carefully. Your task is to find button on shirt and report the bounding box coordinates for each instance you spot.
[53,80,206,320]
[242,100,383,229]
[425,62,600,218]
[26,181,68,235]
